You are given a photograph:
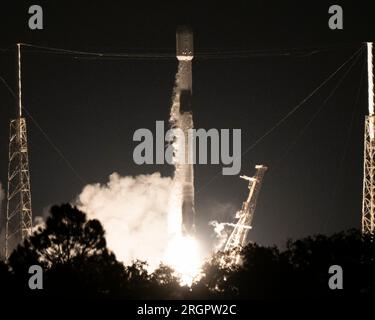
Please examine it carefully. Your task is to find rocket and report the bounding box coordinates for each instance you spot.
[176,26,195,235]
[176,26,193,112]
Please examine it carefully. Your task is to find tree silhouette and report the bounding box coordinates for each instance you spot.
[122,260,152,299]
[12,204,106,266]
[150,264,188,299]
[283,229,375,297]
[193,229,375,299]
[190,251,237,299]
[0,259,14,293]
[1,204,375,299]
[8,204,125,297]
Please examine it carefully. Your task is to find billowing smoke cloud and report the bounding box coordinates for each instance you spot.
[207,202,238,252]
[209,220,229,251]
[32,216,45,233]
[77,172,173,271]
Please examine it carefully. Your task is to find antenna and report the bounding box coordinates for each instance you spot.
[4,43,33,259]
[362,42,375,235]
[367,42,374,116]
[17,43,22,117]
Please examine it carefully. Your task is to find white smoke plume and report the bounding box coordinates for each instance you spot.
[167,62,184,235]
[204,200,236,252]
[32,216,45,233]
[77,172,173,271]
[169,62,183,125]
[209,220,229,251]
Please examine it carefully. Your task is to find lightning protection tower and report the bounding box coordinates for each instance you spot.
[362,42,375,235]
[223,165,267,265]
[5,44,33,258]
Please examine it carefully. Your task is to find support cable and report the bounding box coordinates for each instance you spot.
[0,75,86,185]
[197,46,363,193]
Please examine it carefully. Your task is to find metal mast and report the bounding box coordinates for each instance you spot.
[362,42,375,235]
[5,44,33,258]
[223,165,267,264]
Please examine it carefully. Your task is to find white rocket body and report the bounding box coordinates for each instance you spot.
[176,26,195,235]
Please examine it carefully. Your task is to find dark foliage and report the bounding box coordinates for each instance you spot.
[192,229,375,299]
[1,204,374,299]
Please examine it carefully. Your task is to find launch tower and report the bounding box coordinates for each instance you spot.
[5,44,33,258]
[224,165,267,264]
[362,42,375,235]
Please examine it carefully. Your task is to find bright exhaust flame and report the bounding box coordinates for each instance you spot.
[164,234,202,286]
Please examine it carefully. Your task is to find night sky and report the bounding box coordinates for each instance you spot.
[1,0,375,249]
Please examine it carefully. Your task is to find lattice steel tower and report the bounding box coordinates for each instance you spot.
[224,165,267,264]
[362,42,375,235]
[5,44,33,258]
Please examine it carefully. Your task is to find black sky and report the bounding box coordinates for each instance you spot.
[1,0,375,248]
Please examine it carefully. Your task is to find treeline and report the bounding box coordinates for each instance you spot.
[1,204,374,299]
